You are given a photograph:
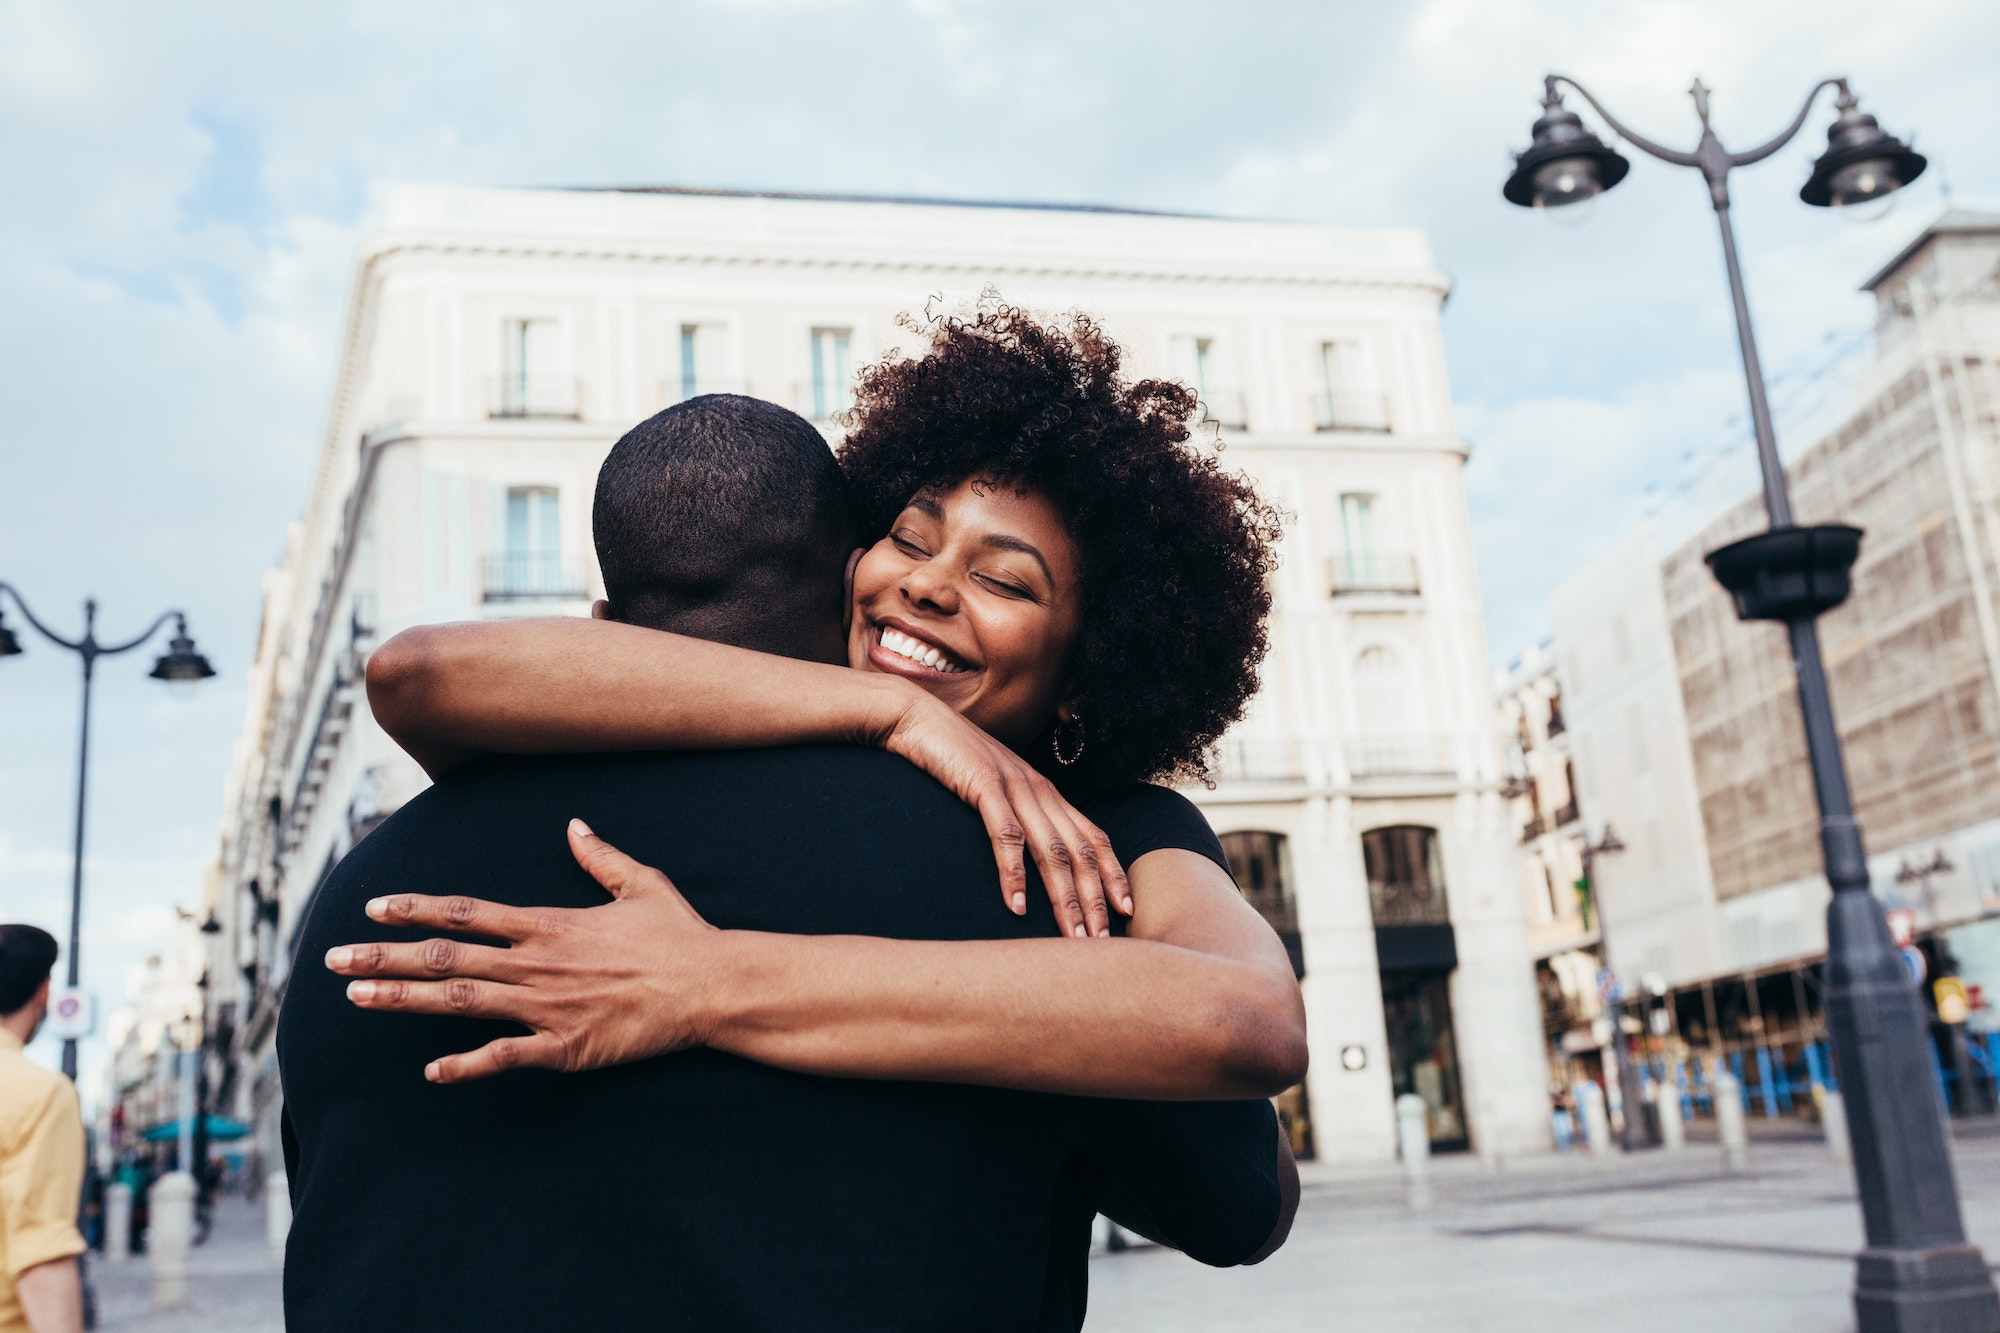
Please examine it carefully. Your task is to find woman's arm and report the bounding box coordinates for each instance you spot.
[367,617,1127,936]
[331,823,1309,1100]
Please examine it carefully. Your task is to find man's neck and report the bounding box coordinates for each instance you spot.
[0,1007,42,1047]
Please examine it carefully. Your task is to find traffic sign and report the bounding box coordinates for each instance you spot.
[1936,976,1970,1025]
[1901,946,1929,987]
[44,988,94,1041]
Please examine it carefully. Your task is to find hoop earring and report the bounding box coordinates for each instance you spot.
[1051,716,1086,767]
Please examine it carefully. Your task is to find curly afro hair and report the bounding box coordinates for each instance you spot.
[838,305,1283,792]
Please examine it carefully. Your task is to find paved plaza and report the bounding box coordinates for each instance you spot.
[86,1124,2000,1331]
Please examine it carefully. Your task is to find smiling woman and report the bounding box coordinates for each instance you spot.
[840,305,1284,794]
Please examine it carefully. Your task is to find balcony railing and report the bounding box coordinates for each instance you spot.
[1212,736,1306,784]
[1200,388,1248,431]
[1520,813,1548,843]
[793,380,854,423]
[1347,735,1455,780]
[482,553,589,603]
[1309,391,1392,434]
[1368,878,1451,927]
[657,378,750,410]
[1328,552,1420,597]
[489,375,581,420]
[1552,800,1581,829]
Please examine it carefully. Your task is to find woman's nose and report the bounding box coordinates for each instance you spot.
[899,563,961,614]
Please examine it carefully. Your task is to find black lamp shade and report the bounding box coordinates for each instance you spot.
[1705,524,1863,622]
[0,616,20,659]
[1504,103,1630,208]
[150,630,216,683]
[1801,104,1925,208]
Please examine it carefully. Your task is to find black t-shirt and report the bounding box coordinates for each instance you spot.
[278,747,1276,1332]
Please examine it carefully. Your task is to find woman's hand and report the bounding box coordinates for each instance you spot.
[328,820,722,1083]
[875,688,1130,939]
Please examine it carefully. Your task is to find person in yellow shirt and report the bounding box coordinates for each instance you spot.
[0,926,84,1333]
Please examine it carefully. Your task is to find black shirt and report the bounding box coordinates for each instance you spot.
[278,747,1277,1332]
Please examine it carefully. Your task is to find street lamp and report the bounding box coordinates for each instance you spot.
[1503,75,1996,1332]
[1578,826,1652,1151]
[0,585,215,1080]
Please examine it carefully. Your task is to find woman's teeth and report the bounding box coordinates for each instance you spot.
[880,627,966,674]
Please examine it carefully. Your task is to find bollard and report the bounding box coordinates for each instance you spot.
[1821,1088,1851,1165]
[1576,1081,1613,1156]
[266,1170,292,1266]
[103,1182,132,1263]
[1396,1093,1433,1209]
[1655,1076,1685,1153]
[1714,1069,1749,1172]
[149,1171,195,1309]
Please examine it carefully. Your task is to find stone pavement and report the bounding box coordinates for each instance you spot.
[90,1190,281,1333]
[1086,1125,2000,1332]
[83,1125,2000,1331]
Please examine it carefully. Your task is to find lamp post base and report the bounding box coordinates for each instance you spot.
[1856,1245,2000,1333]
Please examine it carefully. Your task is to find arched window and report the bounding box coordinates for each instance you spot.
[1218,830,1304,979]
[1362,825,1449,926]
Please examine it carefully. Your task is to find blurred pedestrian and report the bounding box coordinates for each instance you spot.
[0,924,86,1333]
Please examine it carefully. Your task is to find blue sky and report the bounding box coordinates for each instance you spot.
[1,0,1995,1085]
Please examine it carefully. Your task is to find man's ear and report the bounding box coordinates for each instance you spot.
[842,549,864,633]
[590,599,609,620]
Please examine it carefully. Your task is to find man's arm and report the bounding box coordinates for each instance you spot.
[14,1259,83,1333]
[333,830,1309,1099]
[1092,1103,1300,1266]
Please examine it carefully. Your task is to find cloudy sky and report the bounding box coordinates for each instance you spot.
[2,0,1995,1084]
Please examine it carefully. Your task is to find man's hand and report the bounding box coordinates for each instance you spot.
[329,820,722,1083]
[878,688,1129,939]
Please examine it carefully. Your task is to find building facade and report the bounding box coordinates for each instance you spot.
[1545,212,2000,1119]
[202,184,1548,1171]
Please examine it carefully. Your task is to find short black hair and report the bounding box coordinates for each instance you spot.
[0,924,59,1016]
[594,395,860,661]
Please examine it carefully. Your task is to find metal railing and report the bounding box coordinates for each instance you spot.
[1309,391,1392,433]
[1552,800,1581,828]
[1200,388,1248,431]
[1368,877,1451,926]
[657,377,749,409]
[482,553,589,602]
[1328,552,1420,596]
[1212,736,1306,783]
[489,375,581,420]
[1347,735,1455,780]
[792,379,854,423]
[1521,813,1548,843]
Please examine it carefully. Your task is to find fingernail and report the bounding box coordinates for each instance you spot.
[1123,897,1135,914]
[1072,923,1087,939]
[325,947,352,970]
[570,818,594,838]
[425,1062,442,1083]
[347,980,376,1002]
[1012,892,1027,914]
[365,898,388,918]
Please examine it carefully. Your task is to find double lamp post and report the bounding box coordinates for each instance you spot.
[1504,75,1998,1331]
[0,585,215,1080]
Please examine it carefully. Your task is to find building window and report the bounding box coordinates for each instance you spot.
[1314,341,1390,432]
[807,327,853,421]
[1362,825,1449,926]
[493,318,575,418]
[485,487,582,601]
[1218,831,1303,977]
[668,322,733,405]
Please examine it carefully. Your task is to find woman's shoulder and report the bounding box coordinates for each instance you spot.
[1078,783,1231,877]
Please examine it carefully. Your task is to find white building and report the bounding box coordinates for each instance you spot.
[1535,212,2000,1116]
[205,184,1548,1169]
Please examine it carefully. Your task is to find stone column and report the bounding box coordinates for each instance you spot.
[1714,1066,1749,1173]
[103,1182,132,1263]
[149,1171,195,1309]
[1656,1074,1686,1152]
[1576,1080,1612,1155]
[1397,1092,1433,1209]
[266,1170,292,1267]
[1821,1088,1851,1165]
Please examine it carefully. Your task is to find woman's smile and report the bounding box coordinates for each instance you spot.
[847,477,1081,748]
